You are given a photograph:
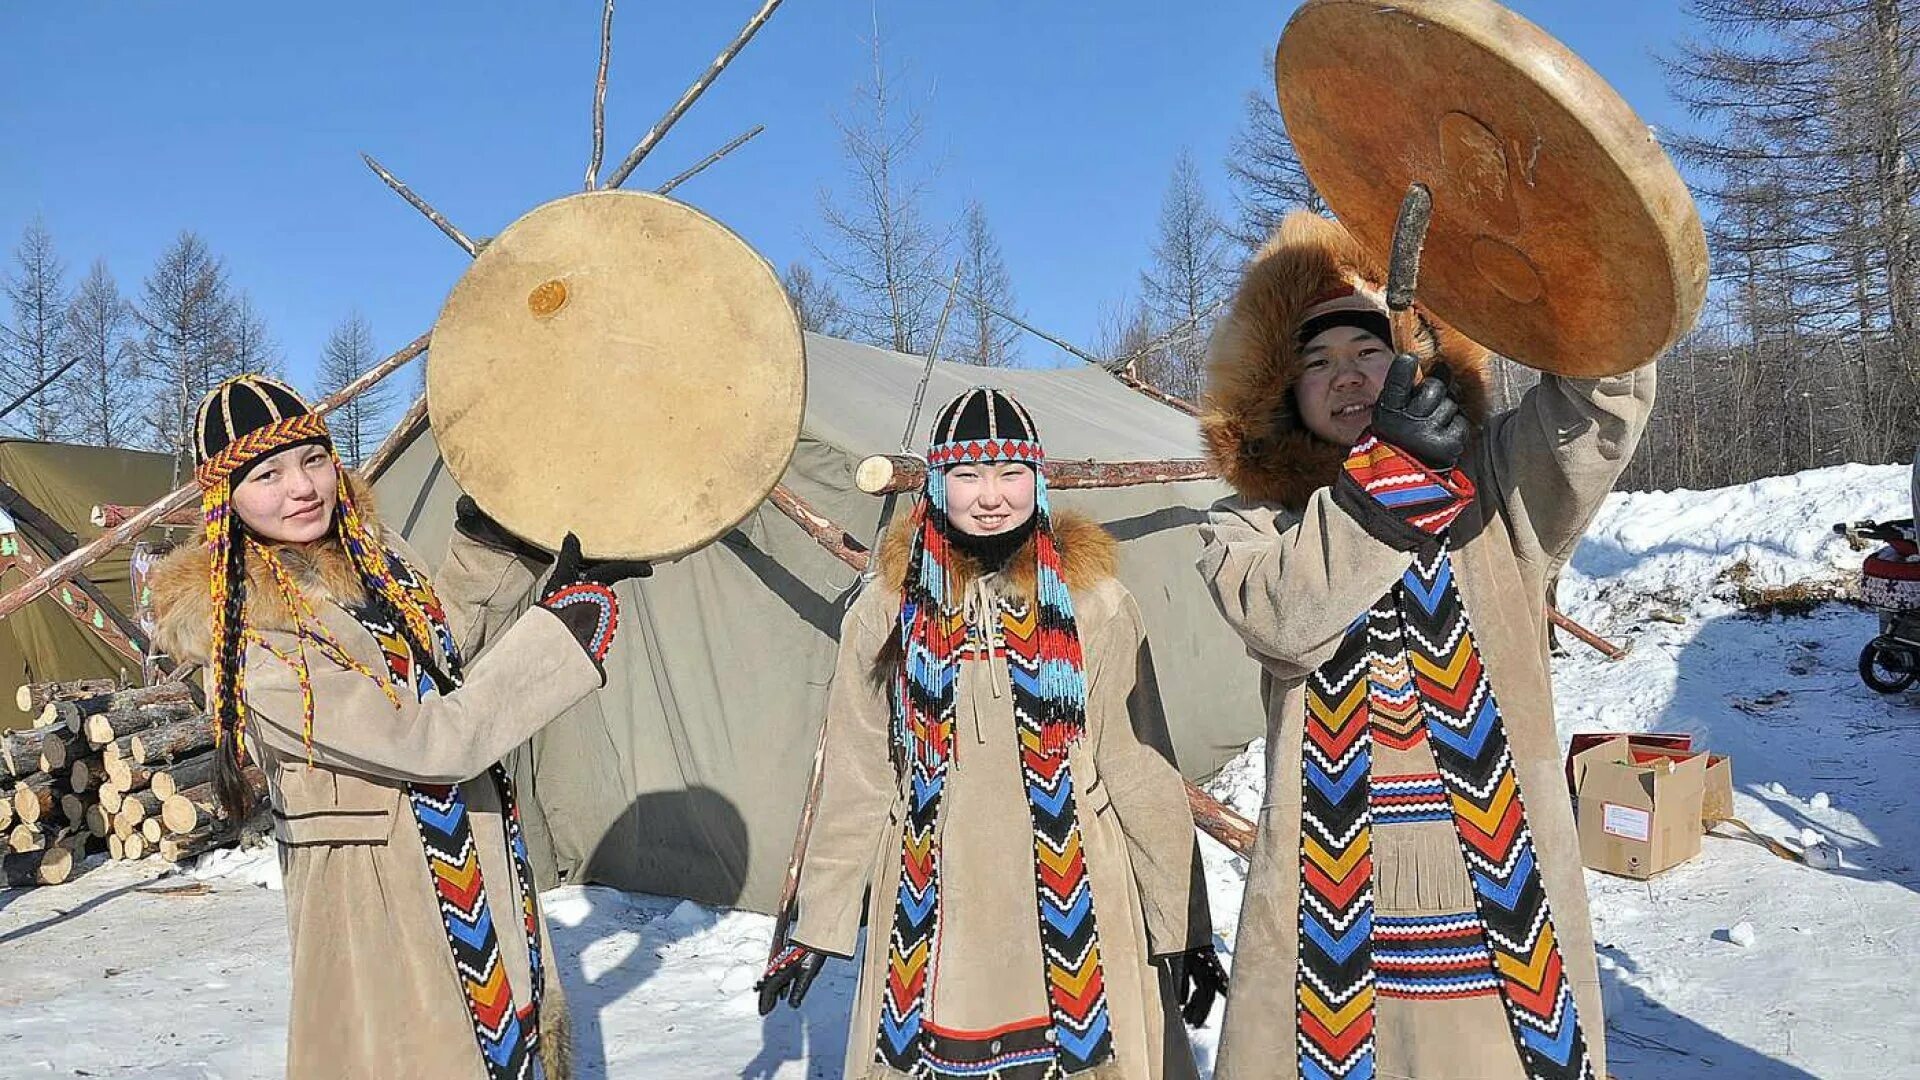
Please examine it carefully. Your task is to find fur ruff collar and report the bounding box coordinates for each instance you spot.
[1199,212,1495,511]
[874,508,1118,602]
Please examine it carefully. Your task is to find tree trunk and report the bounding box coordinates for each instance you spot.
[13,772,57,824]
[118,790,163,827]
[3,844,74,885]
[56,681,192,733]
[16,677,117,714]
[104,755,156,792]
[163,769,267,835]
[151,754,215,801]
[131,715,214,764]
[4,728,60,776]
[85,700,197,750]
[68,754,105,793]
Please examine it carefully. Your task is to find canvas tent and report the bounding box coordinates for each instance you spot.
[0,439,178,732]
[372,333,1265,913]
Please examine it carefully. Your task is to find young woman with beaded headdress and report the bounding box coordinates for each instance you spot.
[149,374,648,1080]
[755,386,1226,1080]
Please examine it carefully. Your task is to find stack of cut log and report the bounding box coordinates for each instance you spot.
[2,678,265,886]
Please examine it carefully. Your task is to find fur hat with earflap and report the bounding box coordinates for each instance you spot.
[1198,211,1495,511]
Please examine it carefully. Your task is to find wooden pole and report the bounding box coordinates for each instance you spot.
[854,454,1217,497]
[361,393,432,482]
[361,155,479,256]
[1547,605,1630,661]
[1189,786,1256,857]
[603,0,787,189]
[656,125,766,196]
[766,486,870,572]
[584,0,615,190]
[0,335,429,624]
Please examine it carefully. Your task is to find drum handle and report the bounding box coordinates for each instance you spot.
[1386,182,1434,357]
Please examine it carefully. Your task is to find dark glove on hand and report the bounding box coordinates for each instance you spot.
[453,495,553,565]
[1156,945,1229,1028]
[537,534,650,675]
[1370,353,1469,470]
[539,533,653,595]
[756,944,829,1015]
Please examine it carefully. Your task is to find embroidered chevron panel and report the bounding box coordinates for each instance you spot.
[350,560,545,1080]
[1296,600,1392,1080]
[878,599,1113,1077]
[1398,543,1594,1080]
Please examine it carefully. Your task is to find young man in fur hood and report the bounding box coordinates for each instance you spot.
[1195,212,1654,1080]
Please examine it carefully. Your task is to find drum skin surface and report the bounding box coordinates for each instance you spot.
[1277,0,1708,375]
[428,190,806,559]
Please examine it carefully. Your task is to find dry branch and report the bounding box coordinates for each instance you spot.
[361,155,478,256]
[656,125,766,196]
[604,0,786,188]
[585,0,615,190]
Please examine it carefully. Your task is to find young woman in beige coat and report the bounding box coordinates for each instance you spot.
[757,387,1224,1079]
[151,374,648,1080]
[1194,213,1655,1080]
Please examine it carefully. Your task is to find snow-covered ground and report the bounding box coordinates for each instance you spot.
[3,463,1917,1078]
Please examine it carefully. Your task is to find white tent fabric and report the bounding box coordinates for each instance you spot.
[374,333,1264,912]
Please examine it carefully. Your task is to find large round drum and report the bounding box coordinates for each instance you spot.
[1276,0,1708,376]
[427,191,806,559]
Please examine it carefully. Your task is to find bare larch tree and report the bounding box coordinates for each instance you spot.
[62,259,142,448]
[814,20,949,356]
[952,201,1021,367]
[2,220,76,440]
[314,312,391,467]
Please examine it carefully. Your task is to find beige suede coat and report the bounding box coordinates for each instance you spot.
[151,484,597,1080]
[1194,213,1654,1080]
[792,513,1211,1079]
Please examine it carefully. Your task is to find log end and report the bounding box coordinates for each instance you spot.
[161,797,202,836]
[853,455,898,495]
[14,685,30,713]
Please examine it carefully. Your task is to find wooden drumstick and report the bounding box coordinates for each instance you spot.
[1385,182,1434,360]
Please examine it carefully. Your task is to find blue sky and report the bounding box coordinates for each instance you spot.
[0,1,1700,394]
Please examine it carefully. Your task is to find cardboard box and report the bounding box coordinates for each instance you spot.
[1564,731,1693,793]
[1619,744,1735,826]
[1572,736,1709,879]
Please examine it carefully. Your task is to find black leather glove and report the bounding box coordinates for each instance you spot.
[1370,354,1469,470]
[539,532,652,595]
[756,944,829,1015]
[537,534,651,676]
[1155,945,1229,1027]
[453,495,553,564]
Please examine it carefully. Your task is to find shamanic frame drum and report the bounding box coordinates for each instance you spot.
[1276,0,1709,376]
[427,190,806,559]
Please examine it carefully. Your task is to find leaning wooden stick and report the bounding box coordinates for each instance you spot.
[1547,606,1629,661]
[0,335,430,624]
[656,125,766,196]
[603,0,787,189]
[854,454,1217,497]
[766,486,869,572]
[584,0,615,190]
[361,155,480,257]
